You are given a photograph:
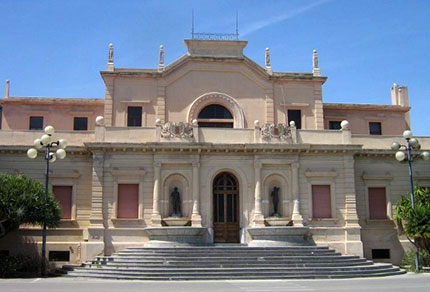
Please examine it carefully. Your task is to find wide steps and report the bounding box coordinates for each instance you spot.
[59,246,405,280]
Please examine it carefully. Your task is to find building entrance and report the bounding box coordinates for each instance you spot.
[213,172,240,243]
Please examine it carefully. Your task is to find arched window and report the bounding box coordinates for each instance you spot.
[197,104,233,128]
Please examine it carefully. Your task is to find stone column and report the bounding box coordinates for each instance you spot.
[191,162,202,226]
[253,160,265,226]
[151,162,162,226]
[291,162,304,226]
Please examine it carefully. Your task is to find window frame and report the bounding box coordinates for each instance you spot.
[369,121,382,135]
[305,171,337,221]
[111,169,145,220]
[328,120,342,130]
[197,104,234,128]
[29,116,44,130]
[73,117,88,131]
[287,109,302,129]
[127,106,143,127]
[52,185,74,220]
[362,173,393,221]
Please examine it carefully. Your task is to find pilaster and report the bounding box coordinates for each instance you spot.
[103,77,114,127]
[191,161,202,226]
[156,85,166,123]
[291,162,304,226]
[253,159,264,226]
[151,161,162,226]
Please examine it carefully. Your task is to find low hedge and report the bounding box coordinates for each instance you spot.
[0,254,42,278]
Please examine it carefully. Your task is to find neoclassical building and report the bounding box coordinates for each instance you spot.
[0,38,428,266]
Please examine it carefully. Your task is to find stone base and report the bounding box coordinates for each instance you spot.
[144,227,209,247]
[163,217,190,226]
[265,217,292,226]
[247,226,312,247]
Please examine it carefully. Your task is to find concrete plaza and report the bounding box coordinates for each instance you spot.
[0,273,429,292]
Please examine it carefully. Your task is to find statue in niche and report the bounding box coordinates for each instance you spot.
[270,186,281,217]
[170,187,182,217]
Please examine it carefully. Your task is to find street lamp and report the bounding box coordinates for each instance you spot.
[391,130,429,272]
[27,125,67,277]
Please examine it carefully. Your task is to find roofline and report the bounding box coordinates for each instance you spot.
[101,54,327,83]
[0,97,105,106]
[323,102,410,112]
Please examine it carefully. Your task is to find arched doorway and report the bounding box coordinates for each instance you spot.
[213,172,240,243]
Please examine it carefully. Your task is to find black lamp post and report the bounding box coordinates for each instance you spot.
[27,125,67,277]
[391,130,429,272]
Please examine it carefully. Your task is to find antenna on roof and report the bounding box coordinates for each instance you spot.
[236,11,239,37]
[190,11,239,40]
[191,9,195,39]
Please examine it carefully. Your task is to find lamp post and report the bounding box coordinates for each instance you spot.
[27,125,67,277]
[391,130,429,272]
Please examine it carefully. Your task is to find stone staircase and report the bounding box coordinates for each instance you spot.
[59,246,405,280]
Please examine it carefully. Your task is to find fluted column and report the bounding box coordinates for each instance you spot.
[151,162,162,226]
[191,162,202,226]
[291,162,304,226]
[253,160,265,226]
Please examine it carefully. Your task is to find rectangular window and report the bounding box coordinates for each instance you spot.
[0,106,2,129]
[117,184,139,218]
[49,251,70,261]
[368,187,387,219]
[53,186,72,219]
[312,185,331,218]
[369,122,382,135]
[29,116,43,130]
[288,110,301,129]
[329,121,342,130]
[127,107,142,127]
[73,117,88,131]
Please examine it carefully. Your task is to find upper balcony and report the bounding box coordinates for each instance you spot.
[1,119,428,153]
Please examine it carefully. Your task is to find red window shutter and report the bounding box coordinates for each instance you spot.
[53,186,72,219]
[117,184,139,218]
[368,187,387,219]
[312,185,331,218]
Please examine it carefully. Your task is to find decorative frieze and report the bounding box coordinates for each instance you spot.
[161,122,194,138]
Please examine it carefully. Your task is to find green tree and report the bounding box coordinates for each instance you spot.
[394,186,430,252]
[0,173,61,239]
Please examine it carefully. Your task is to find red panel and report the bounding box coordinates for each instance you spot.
[117,184,139,218]
[53,186,72,219]
[369,187,387,219]
[312,185,331,218]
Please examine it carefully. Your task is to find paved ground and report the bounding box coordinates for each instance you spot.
[0,273,429,292]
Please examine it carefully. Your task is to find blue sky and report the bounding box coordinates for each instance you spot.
[1,0,429,135]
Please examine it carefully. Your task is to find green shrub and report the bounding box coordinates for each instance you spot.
[0,254,42,278]
[0,173,61,239]
[401,249,430,272]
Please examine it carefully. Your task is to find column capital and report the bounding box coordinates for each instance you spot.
[153,161,162,168]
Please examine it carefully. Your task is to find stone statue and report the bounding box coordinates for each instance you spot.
[159,45,164,66]
[108,43,114,64]
[312,49,319,69]
[170,187,182,217]
[271,186,281,217]
[265,47,271,67]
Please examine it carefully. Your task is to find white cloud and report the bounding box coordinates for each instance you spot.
[241,0,332,37]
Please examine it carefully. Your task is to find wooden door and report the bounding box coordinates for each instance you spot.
[213,172,240,243]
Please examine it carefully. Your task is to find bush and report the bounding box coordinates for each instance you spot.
[394,187,430,252]
[0,254,42,278]
[401,249,430,272]
[0,173,61,239]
